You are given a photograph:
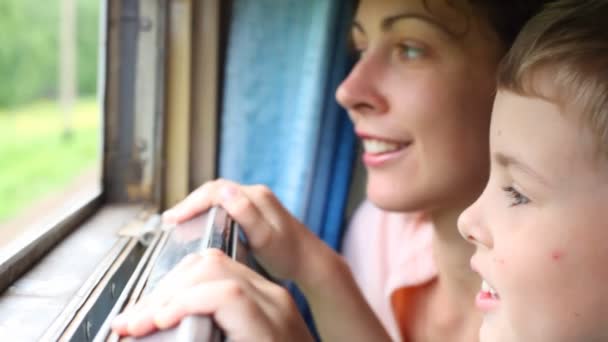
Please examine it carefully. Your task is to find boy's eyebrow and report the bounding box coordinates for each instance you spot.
[495,152,551,186]
[352,12,457,38]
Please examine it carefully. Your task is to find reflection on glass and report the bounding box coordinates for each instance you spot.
[145,207,249,293]
[145,213,212,292]
[0,0,101,246]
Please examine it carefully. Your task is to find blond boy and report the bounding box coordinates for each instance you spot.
[458,0,608,341]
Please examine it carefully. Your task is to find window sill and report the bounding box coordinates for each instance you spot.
[0,203,146,341]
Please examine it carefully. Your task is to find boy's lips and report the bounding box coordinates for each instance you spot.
[471,259,501,312]
[476,279,501,312]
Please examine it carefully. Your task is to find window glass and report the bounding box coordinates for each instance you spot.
[0,0,101,246]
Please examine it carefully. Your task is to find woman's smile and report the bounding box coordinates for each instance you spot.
[361,138,414,167]
[356,130,414,167]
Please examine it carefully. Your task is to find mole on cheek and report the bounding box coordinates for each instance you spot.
[493,257,505,265]
[551,250,565,261]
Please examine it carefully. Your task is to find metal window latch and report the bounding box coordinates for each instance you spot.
[202,206,240,259]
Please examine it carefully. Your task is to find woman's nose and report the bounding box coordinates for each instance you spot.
[335,53,388,117]
[458,197,493,249]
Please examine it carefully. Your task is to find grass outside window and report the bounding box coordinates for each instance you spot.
[0,97,99,223]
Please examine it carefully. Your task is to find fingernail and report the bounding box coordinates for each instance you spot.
[220,185,239,202]
[128,313,153,336]
[203,248,225,259]
[162,209,178,223]
[112,314,127,329]
[153,311,171,330]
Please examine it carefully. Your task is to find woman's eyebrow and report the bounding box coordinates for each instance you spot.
[352,12,458,38]
[352,21,365,34]
[383,12,457,37]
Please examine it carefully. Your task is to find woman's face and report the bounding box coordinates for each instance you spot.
[336,0,504,212]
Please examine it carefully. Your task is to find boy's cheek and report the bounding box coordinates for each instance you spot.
[493,242,551,293]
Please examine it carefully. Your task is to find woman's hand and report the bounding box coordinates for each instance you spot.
[111,249,314,341]
[161,179,327,284]
[112,181,390,341]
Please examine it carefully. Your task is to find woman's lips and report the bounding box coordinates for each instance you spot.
[360,137,412,167]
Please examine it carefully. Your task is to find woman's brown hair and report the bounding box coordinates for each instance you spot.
[469,1,551,47]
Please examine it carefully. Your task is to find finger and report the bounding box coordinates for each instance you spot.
[176,250,278,315]
[126,310,159,337]
[253,280,301,331]
[241,184,289,229]
[241,184,313,253]
[112,253,206,336]
[195,249,269,284]
[122,250,263,334]
[239,276,314,342]
[110,314,129,336]
[209,277,310,342]
[218,185,276,251]
[112,293,172,337]
[161,181,219,223]
[163,179,235,223]
[154,253,202,292]
[195,250,294,320]
[112,298,162,338]
[238,185,316,277]
[132,250,236,311]
[213,289,276,342]
[152,280,269,333]
[111,247,268,337]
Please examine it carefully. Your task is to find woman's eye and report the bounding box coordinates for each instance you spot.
[502,186,530,207]
[397,43,424,60]
[350,42,367,60]
[353,47,367,60]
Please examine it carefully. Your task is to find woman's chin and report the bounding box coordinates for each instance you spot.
[366,182,426,212]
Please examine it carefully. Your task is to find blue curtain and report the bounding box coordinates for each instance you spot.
[218,0,357,337]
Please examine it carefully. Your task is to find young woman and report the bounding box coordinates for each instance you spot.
[112,1,549,341]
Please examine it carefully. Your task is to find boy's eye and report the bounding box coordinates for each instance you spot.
[397,43,425,60]
[502,186,530,207]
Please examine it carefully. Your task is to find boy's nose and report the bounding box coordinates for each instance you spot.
[335,53,388,119]
[458,199,493,249]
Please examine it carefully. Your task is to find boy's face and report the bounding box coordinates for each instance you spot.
[458,90,608,341]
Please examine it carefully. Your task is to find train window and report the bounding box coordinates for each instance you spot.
[0,0,223,340]
[0,0,102,248]
[0,0,351,339]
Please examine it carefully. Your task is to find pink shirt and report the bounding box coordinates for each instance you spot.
[342,200,437,341]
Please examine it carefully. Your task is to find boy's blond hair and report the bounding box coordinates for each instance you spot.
[497,0,608,156]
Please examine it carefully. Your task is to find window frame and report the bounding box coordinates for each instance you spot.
[0,0,224,339]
